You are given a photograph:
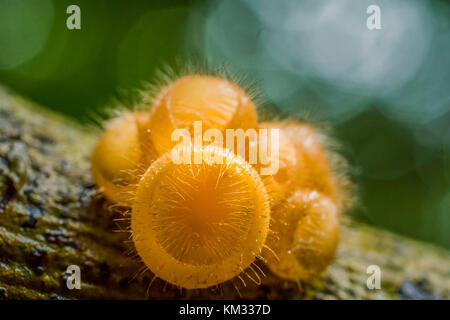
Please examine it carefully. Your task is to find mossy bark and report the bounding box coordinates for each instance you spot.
[0,86,449,300]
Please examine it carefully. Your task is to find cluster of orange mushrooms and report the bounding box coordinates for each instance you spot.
[91,74,351,290]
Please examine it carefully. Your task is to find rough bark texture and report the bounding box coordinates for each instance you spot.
[0,86,449,300]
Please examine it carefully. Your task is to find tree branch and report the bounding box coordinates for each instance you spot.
[0,86,448,300]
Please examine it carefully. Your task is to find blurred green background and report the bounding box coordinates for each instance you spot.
[0,0,449,248]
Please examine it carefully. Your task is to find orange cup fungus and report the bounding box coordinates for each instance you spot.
[139,75,258,158]
[91,112,157,205]
[90,72,350,290]
[265,190,340,281]
[263,121,343,281]
[132,146,270,289]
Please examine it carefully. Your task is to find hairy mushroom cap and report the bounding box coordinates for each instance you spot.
[141,75,258,160]
[91,112,156,205]
[132,145,271,289]
[266,190,340,281]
